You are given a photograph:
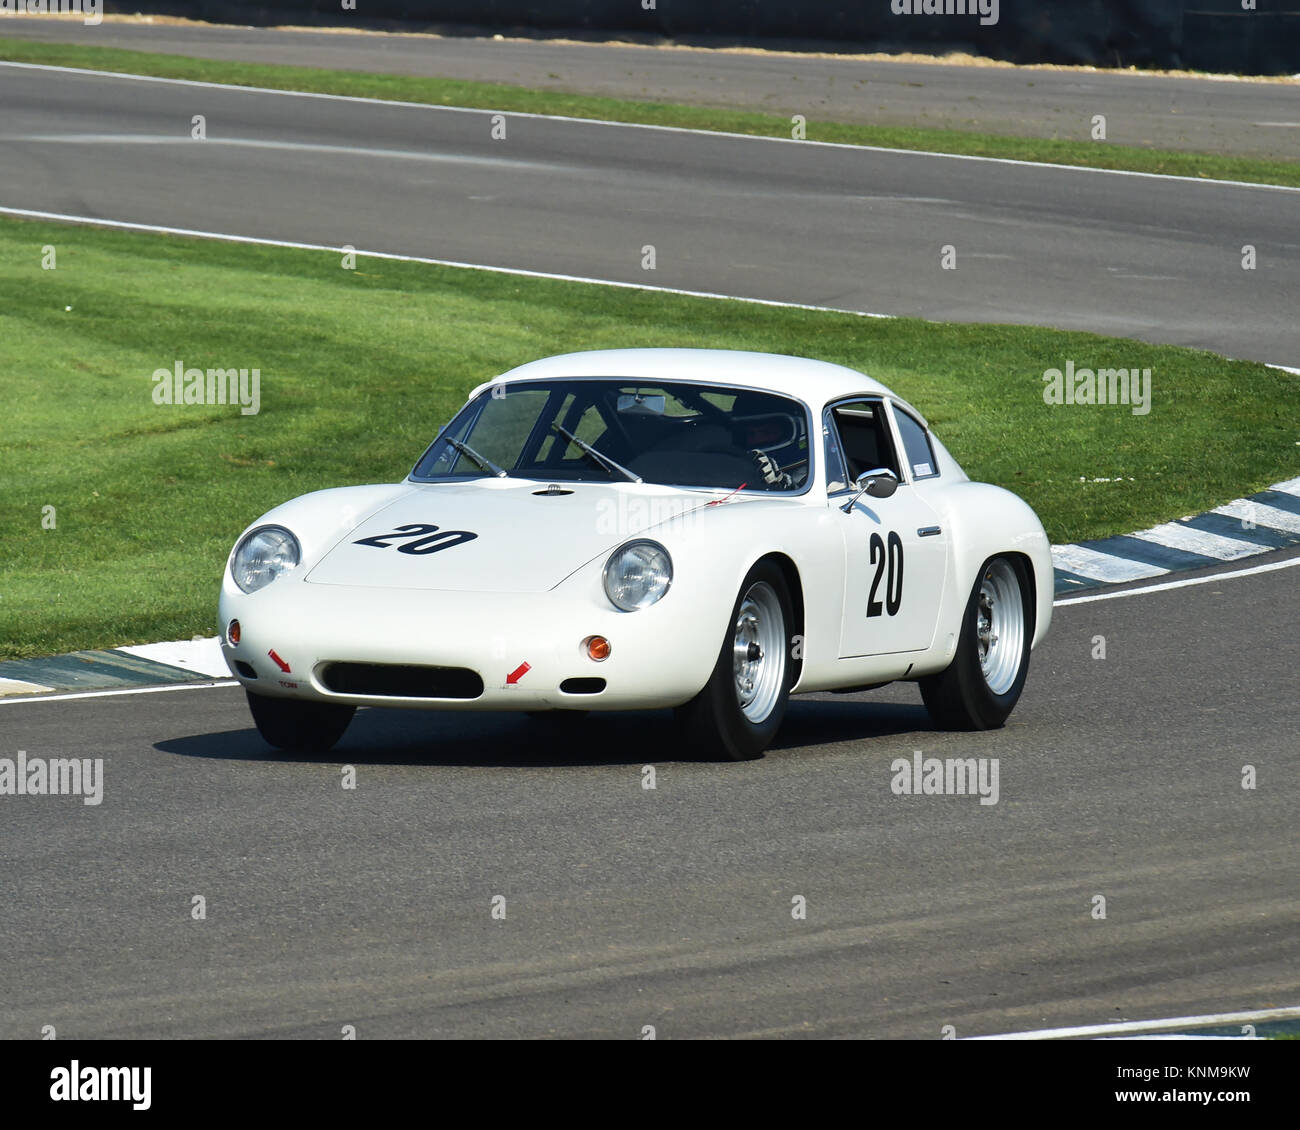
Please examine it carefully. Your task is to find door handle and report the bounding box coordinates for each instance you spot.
[917,526,942,537]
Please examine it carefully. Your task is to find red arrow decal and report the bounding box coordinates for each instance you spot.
[268,649,291,673]
[506,662,531,685]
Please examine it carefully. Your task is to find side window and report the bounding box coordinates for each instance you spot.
[826,399,901,487]
[893,408,939,480]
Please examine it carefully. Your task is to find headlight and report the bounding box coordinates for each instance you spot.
[603,540,672,611]
[231,525,301,594]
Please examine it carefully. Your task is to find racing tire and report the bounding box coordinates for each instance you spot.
[919,555,1033,730]
[675,560,794,761]
[246,690,355,752]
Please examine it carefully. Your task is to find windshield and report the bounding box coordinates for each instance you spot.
[412,380,811,492]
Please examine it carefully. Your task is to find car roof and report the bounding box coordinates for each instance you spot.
[476,349,898,410]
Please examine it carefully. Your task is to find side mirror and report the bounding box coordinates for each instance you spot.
[864,469,899,498]
[840,468,899,512]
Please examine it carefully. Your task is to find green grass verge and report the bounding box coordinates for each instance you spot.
[1,214,1296,658]
[3,36,1299,188]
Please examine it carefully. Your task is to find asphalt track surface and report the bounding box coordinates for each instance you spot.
[5,16,1300,159]
[2,555,1297,1038]
[2,63,1299,365]
[0,43,1296,1039]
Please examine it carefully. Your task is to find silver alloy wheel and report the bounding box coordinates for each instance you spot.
[976,558,1026,696]
[732,581,786,723]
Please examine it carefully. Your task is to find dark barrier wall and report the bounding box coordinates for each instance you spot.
[104,2,1300,74]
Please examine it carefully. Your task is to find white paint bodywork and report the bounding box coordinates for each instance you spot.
[218,349,1053,711]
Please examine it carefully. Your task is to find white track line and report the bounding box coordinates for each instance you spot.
[6,131,591,175]
[0,680,237,705]
[1054,552,1300,605]
[2,60,1298,194]
[969,1004,1300,1040]
[0,205,891,317]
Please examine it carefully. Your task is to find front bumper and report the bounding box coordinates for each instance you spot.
[218,575,719,712]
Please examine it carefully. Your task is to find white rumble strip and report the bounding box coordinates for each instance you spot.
[1049,545,1168,583]
[115,637,233,678]
[1052,475,1300,583]
[1131,522,1265,561]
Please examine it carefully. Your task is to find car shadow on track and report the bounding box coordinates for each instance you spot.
[157,693,936,767]
[159,708,699,767]
[773,697,935,752]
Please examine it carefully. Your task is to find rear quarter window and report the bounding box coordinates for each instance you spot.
[893,408,939,480]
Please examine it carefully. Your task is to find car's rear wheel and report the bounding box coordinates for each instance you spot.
[919,555,1032,730]
[675,560,793,761]
[246,690,355,752]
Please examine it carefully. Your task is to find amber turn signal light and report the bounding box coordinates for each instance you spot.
[585,635,611,662]
[228,620,241,646]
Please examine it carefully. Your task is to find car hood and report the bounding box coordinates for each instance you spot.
[303,479,732,592]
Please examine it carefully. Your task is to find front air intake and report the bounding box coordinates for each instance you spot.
[319,662,484,699]
[559,677,606,695]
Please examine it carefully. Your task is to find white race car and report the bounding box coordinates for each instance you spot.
[219,349,1053,760]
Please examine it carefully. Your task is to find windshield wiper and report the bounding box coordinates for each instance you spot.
[446,436,509,478]
[551,422,642,483]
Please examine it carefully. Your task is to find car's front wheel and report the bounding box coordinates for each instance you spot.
[246,690,355,752]
[919,555,1032,730]
[675,560,794,761]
